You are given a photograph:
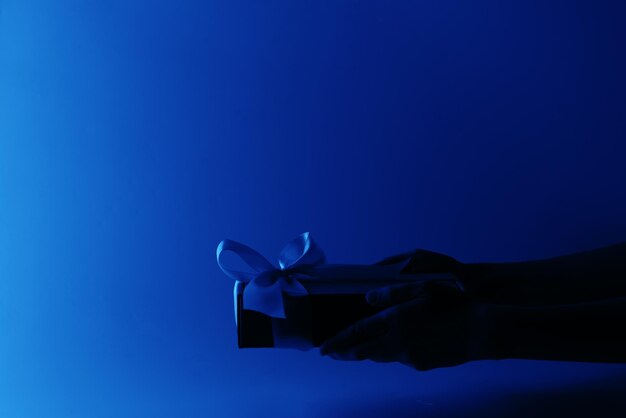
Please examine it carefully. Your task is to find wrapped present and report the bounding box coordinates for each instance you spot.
[216,232,459,350]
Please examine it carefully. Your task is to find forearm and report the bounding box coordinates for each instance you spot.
[459,242,626,306]
[477,297,626,363]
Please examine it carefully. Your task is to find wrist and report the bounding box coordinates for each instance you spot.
[456,263,498,302]
[466,303,495,361]
[467,303,527,361]
[479,304,545,361]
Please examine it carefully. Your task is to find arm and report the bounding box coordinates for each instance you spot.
[320,243,626,370]
[460,242,626,306]
[378,242,626,306]
[481,297,626,363]
[320,285,626,370]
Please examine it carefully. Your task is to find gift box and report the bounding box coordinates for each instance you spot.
[217,232,459,350]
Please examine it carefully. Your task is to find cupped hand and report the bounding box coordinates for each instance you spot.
[320,279,479,371]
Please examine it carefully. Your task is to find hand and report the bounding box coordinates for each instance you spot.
[374,248,465,276]
[320,279,479,371]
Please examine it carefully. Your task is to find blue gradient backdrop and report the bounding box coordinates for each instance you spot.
[2,1,626,417]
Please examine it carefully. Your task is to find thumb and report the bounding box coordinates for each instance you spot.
[366,283,426,307]
[373,252,414,266]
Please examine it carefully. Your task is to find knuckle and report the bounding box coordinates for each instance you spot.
[353,349,368,361]
[410,356,431,371]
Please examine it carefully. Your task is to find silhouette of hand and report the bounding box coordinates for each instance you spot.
[320,279,479,371]
[374,248,464,275]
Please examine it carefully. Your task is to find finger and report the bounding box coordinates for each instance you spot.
[423,279,467,302]
[373,252,414,266]
[327,334,396,362]
[366,283,426,307]
[320,312,391,356]
[374,249,460,274]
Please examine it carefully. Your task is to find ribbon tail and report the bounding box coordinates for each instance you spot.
[243,276,310,319]
[244,278,287,319]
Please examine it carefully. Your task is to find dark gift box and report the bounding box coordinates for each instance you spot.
[235,283,386,348]
[218,232,458,350]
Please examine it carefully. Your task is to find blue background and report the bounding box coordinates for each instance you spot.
[2,1,626,417]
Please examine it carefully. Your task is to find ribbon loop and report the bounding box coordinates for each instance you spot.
[278,231,326,269]
[216,239,275,282]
